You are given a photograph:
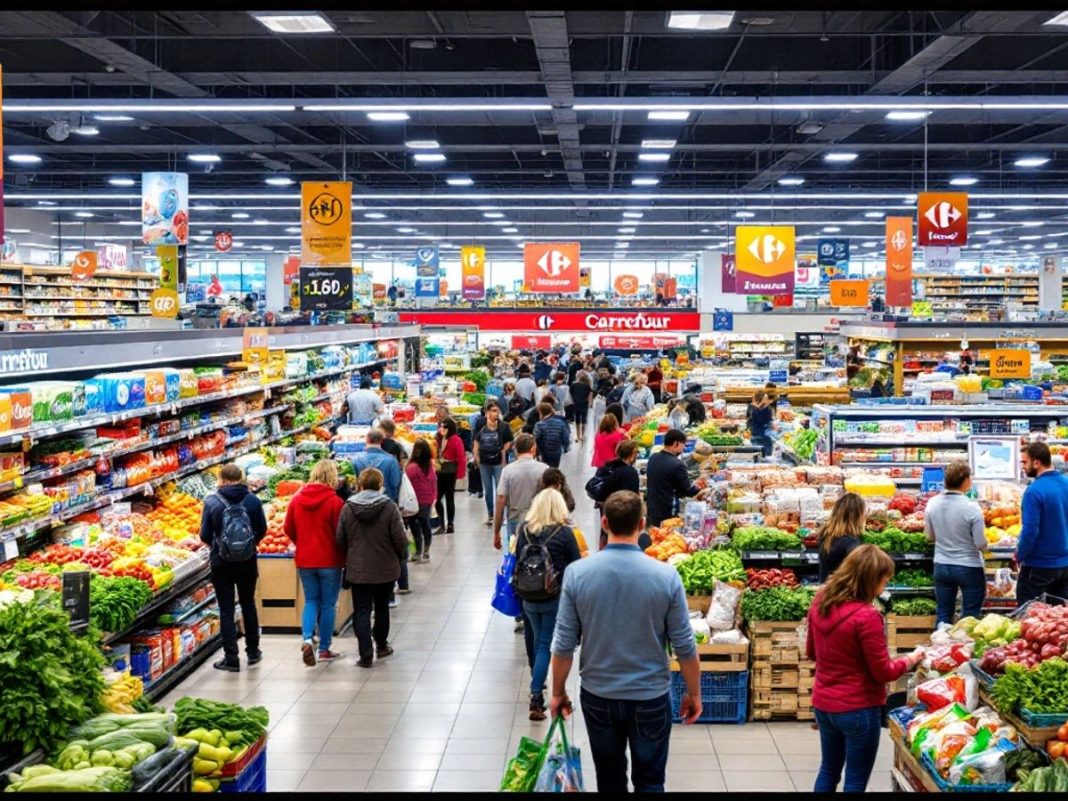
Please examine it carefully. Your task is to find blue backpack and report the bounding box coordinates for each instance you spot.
[216,495,256,562]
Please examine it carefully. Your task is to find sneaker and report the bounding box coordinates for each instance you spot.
[377,644,394,659]
[397,587,412,595]
[434,525,445,537]
[514,620,525,633]
[422,552,431,563]
[388,598,399,609]
[213,659,240,673]
[529,694,547,721]
[485,517,493,526]
[301,641,315,667]
[318,650,344,662]
[356,657,373,669]
[446,524,455,534]
[247,651,263,666]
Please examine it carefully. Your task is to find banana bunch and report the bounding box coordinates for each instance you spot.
[101,672,144,714]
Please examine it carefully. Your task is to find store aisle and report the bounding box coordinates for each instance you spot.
[160,436,894,792]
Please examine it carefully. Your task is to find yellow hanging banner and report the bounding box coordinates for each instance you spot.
[301,182,352,265]
[156,245,179,291]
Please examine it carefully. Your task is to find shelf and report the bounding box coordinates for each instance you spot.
[143,633,223,702]
[24,311,149,317]
[834,439,970,446]
[102,562,211,645]
[169,592,218,625]
[840,461,955,467]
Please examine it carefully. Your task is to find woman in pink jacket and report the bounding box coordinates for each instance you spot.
[591,412,626,468]
[405,439,437,562]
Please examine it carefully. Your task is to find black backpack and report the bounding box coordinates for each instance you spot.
[476,424,503,463]
[584,463,614,504]
[512,524,563,602]
[216,494,257,562]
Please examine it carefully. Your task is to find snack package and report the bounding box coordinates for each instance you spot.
[948,735,1016,787]
[706,580,744,632]
[690,614,712,646]
[923,641,975,674]
[908,702,971,754]
[916,664,979,712]
[933,724,980,776]
[710,628,749,645]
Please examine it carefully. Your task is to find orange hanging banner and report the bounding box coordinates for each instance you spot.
[885,216,914,307]
[71,251,97,281]
[829,279,869,307]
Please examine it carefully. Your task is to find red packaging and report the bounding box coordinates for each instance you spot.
[5,391,32,431]
[97,419,142,440]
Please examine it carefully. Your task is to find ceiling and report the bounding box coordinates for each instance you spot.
[4,8,1068,262]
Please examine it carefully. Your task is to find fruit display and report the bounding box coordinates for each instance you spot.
[174,697,269,780]
[101,673,146,715]
[980,605,1068,675]
[782,427,818,460]
[258,496,294,555]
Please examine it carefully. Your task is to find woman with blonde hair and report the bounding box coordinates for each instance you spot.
[818,492,867,583]
[514,488,582,721]
[283,459,346,665]
[806,544,924,791]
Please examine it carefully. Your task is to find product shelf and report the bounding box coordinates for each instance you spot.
[102,561,212,646]
[143,632,223,702]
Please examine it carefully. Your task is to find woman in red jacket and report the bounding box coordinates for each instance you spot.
[405,439,438,563]
[434,417,466,534]
[283,459,347,666]
[806,544,925,792]
[591,412,625,468]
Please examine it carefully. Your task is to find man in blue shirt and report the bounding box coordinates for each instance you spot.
[346,377,384,425]
[352,429,402,503]
[1017,442,1068,605]
[549,490,702,793]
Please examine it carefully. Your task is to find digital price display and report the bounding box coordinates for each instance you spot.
[299,267,353,311]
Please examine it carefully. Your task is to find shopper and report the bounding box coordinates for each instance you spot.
[472,399,514,525]
[1017,442,1068,605]
[515,488,582,720]
[493,434,549,550]
[351,429,402,504]
[534,402,571,469]
[592,412,626,468]
[550,490,702,793]
[806,544,925,792]
[817,492,867,583]
[748,389,775,458]
[594,367,614,398]
[569,370,593,443]
[501,381,524,422]
[667,400,690,431]
[606,375,627,406]
[377,418,404,462]
[345,376,383,425]
[593,439,642,550]
[199,464,268,672]
[869,373,887,399]
[535,379,560,414]
[336,467,408,669]
[405,439,437,563]
[434,417,466,535]
[550,371,571,415]
[925,460,988,623]
[533,351,553,383]
[537,467,576,514]
[647,364,663,404]
[515,364,537,406]
[567,347,584,385]
[283,459,347,665]
[645,429,707,527]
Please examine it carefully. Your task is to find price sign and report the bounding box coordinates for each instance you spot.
[829,279,869,307]
[62,570,91,632]
[299,267,353,311]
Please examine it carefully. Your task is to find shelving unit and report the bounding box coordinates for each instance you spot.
[918,273,1039,311]
[0,265,161,330]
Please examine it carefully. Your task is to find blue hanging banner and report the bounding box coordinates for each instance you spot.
[818,238,849,284]
[713,310,733,331]
[414,245,440,278]
[415,277,440,297]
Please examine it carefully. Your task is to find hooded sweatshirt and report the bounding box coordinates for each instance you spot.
[805,595,910,713]
[336,489,408,585]
[283,482,345,569]
[199,483,268,570]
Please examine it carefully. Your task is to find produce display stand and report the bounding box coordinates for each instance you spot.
[887,614,938,657]
[745,620,814,721]
[217,735,268,793]
[254,554,353,634]
[668,644,750,724]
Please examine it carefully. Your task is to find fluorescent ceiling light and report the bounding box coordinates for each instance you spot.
[367,111,410,122]
[1044,11,1068,24]
[647,111,690,121]
[483,212,505,219]
[864,211,885,218]
[632,177,660,186]
[735,211,755,219]
[265,177,293,186]
[285,227,301,233]
[72,125,99,136]
[490,220,511,226]
[502,227,519,233]
[405,140,440,149]
[232,212,250,219]
[9,154,41,164]
[977,212,996,219]
[823,226,841,233]
[1023,244,1035,249]
[108,177,136,187]
[950,176,978,186]
[193,203,218,210]
[188,153,221,163]
[37,200,56,206]
[638,152,671,162]
[778,177,805,186]
[666,11,735,30]
[863,242,877,248]
[641,139,677,149]
[1020,235,1043,241]
[253,219,269,225]
[1015,157,1050,167]
[74,212,94,218]
[446,177,473,186]
[974,229,995,236]
[365,212,387,219]
[824,152,858,163]
[885,110,929,121]
[622,212,644,219]
[413,153,446,163]
[618,227,636,233]
[250,12,335,33]
[1045,242,1058,248]
[1022,221,1045,227]
[94,114,133,121]
[396,227,416,233]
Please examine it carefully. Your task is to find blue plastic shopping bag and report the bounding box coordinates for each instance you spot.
[491,552,522,617]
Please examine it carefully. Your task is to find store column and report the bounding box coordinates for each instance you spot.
[265,253,285,312]
[699,251,748,315]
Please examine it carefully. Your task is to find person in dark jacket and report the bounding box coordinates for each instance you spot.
[534,402,571,468]
[594,367,614,398]
[748,389,775,458]
[645,429,708,527]
[336,467,409,669]
[594,440,644,550]
[533,352,553,383]
[537,467,577,514]
[377,418,404,462]
[569,370,593,443]
[199,464,268,672]
[818,492,866,583]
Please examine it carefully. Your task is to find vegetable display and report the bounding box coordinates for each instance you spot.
[891,569,935,588]
[1046,723,1068,760]
[174,697,269,748]
[730,526,804,553]
[745,568,799,591]
[892,598,937,616]
[741,587,816,622]
[675,549,746,595]
[4,765,133,792]
[88,576,156,633]
[862,527,933,554]
[992,657,1068,714]
[462,370,489,392]
[1013,755,1068,791]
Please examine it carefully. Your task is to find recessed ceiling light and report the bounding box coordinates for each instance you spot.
[446,177,473,186]
[36,200,56,206]
[409,39,437,50]
[823,226,841,233]
[862,241,877,248]
[232,212,250,219]
[632,177,660,186]
[74,212,94,218]
[618,227,636,233]
[977,212,996,219]
[397,227,416,233]
[638,152,671,162]
[824,152,858,163]
[108,177,135,187]
[1044,11,1068,25]
[352,243,366,249]
[265,177,293,186]
[253,219,269,225]
[9,154,41,164]
[864,211,885,218]
[367,111,410,122]
[777,177,805,186]
[1023,244,1035,249]
[950,176,978,186]
[988,239,1005,245]
[666,11,735,30]
[413,153,446,163]
[1014,157,1050,167]
[94,114,133,121]
[735,211,755,219]
[641,139,677,149]
[622,212,644,219]
[885,110,929,121]
[72,125,100,136]
[250,12,335,33]
[188,153,221,163]
[365,212,387,219]
[647,111,690,122]
[483,212,505,219]
[405,140,440,149]
[502,227,519,233]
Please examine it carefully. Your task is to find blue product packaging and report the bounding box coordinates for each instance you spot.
[160,369,182,403]
[381,371,403,390]
[83,380,104,415]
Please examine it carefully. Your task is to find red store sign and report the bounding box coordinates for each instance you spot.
[398,310,701,333]
[511,334,551,350]
[600,335,682,350]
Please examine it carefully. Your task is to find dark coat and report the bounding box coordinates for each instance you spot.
[336,490,408,585]
[199,484,268,570]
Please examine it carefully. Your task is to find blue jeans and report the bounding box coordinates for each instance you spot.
[933,563,987,625]
[479,463,503,518]
[580,689,672,793]
[523,598,559,696]
[298,567,343,653]
[813,706,882,792]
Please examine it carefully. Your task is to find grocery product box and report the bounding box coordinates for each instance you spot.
[97,418,141,440]
[88,373,146,413]
[160,368,182,403]
[143,371,167,405]
[177,369,198,399]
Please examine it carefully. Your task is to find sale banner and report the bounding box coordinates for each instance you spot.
[156,245,178,291]
[721,253,736,293]
[141,172,189,245]
[301,181,352,265]
[283,255,300,285]
[829,279,869,307]
[918,192,968,246]
[460,245,486,299]
[98,244,127,270]
[71,251,97,281]
[885,216,913,307]
[299,266,353,310]
[524,242,580,293]
[990,349,1032,379]
[735,226,795,295]
[614,274,640,295]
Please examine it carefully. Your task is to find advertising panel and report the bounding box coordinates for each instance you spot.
[141,172,189,245]
[523,242,580,293]
[734,226,795,295]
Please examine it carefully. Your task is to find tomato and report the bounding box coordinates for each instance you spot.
[1059,724,1068,742]
[1048,740,1066,759]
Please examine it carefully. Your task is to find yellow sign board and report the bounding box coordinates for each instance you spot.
[829,279,869,307]
[990,349,1032,379]
[149,288,179,318]
[911,300,933,318]
[157,245,179,291]
[242,327,269,365]
[301,181,352,265]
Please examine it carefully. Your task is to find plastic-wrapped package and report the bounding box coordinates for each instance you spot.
[707,580,744,631]
[690,614,712,645]
[948,739,1015,787]
[710,628,749,645]
[923,642,974,674]
[916,663,979,712]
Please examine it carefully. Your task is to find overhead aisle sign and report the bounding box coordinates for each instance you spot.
[301,181,351,265]
[918,192,968,246]
[885,216,914,307]
[415,245,440,298]
[734,226,795,295]
[524,242,580,293]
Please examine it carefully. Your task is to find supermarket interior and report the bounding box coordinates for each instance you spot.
[9,6,1068,796]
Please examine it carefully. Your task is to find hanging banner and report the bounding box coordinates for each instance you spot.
[829,279,869,307]
[721,253,736,293]
[415,245,440,278]
[990,349,1032,380]
[712,310,733,331]
[415,277,440,298]
[97,244,127,271]
[398,309,701,332]
[439,279,448,298]
[924,245,960,272]
[156,245,179,291]
[214,230,233,253]
[885,216,913,307]
[579,266,591,288]
[614,274,640,296]
[70,251,97,282]
[524,242,580,293]
[817,238,849,283]
[460,245,486,300]
[0,65,4,245]
[301,181,352,265]
[282,255,300,285]
[149,288,179,318]
[918,192,968,246]
[663,277,677,300]
[735,226,795,295]
[141,172,189,245]
[372,283,387,300]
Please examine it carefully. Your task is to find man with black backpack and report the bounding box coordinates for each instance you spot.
[199,464,268,672]
[472,399,514,525]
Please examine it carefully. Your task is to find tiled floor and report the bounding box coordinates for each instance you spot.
[160,440,895,792]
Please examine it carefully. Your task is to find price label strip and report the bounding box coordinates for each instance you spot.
[299,267,353,311]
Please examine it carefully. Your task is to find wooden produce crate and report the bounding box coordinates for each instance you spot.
[887,614,935,654]
[747,620,804,659]
[890,729,938,793]
[670,642,749,673]
[750,689,816,721]
[686,594,712,615]
[254,556,353,634]
[1002,707,1065,749]
[752,666,800,691]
